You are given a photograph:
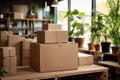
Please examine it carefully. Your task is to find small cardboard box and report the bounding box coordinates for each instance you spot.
[0,31,13,47]
[30,43,78,72]
[37,31,68,43]
[8,35,21,46]
[12,12,24,19]
[12,5,28,12]
[0,47,16,57]
[42,24,61,30]
[78,52,94,66]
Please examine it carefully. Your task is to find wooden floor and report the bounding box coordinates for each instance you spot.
[1,65,108,80]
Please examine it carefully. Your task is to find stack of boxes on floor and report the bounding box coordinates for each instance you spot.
[22,39,33,66]
[0,24,94,77]
[30,24,79,72]
[0,47,16,76]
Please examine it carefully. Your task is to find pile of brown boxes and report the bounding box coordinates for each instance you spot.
[0,31,13,47]
[0,47,17,76]
[7,35,22,66]
[12,5,28,19]
[22,39,33,66]
[30,24,78,72]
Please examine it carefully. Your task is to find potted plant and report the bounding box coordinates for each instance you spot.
[90,13,104,51]
[106,0,120,54]
[27,4,41,18]
[64,9,85,48]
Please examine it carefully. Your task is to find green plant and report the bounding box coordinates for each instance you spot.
[29,4,41,17]
[64,9,85,38]
[106,0,120,47]
[0,57,8,77]
[91,12,105,44]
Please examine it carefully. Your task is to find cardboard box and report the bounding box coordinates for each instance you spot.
[0,47,16,57]
[22,49,30,58]
[17,54,22,66]
[8,35,21,46]
[30,43,78,72]
[37,31,68,43]
[0,31,13,47]
[42,24,61,30]
[0,47,17,76]
[9,56,17,76]
[22,39,33,50]
[12,12,24,19]
[78,52,94,66]
[22,57,29,66]
[12,5,28,12]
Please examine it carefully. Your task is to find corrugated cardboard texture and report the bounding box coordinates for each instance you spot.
[0,31,13,47]
[37,31,68,43]
[30,43,78,72]
[0,47,16,57]
[8,35,22,66]
[78,52,94,66]
[22,57,29,66]
[22,39,33,50]
[42,24,61,30]
[12,12,24,19]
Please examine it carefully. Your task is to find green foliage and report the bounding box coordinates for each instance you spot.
[64,9,85,38]
[0,56,9,77]
[91,12,105,44]
[107,0,120,47]
[29,4,41,15]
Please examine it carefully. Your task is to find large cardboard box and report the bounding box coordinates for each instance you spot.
[0,31,13,47]
[42,24,61,30]
[22,39,32,66]
[78,52,94,66]
[8,35,22,66]
[30,43,78,72]
[37,31,68,43]
[22,57,29,66]
[22,39,33,50]
[0,47,17,76]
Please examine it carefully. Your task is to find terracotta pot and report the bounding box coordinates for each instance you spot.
[75,37,84,48]
[111,46,120,55]
[88,42,95,50]
[95,44,101,51]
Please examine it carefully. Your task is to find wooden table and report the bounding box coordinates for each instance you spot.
[1,65,108,80]
[98,61,120,80]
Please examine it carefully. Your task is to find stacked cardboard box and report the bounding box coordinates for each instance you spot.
[22,39,33,66]
[0,31,13,47]
[42,24,61,30]
[30,24,78,72]
[0,47,17,76]
[8,35,22,66]
[12,5,28,18]
[78,52,94,66]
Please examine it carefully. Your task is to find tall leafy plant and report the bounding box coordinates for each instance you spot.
[64,9,85,38]
[107,0,120,47]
